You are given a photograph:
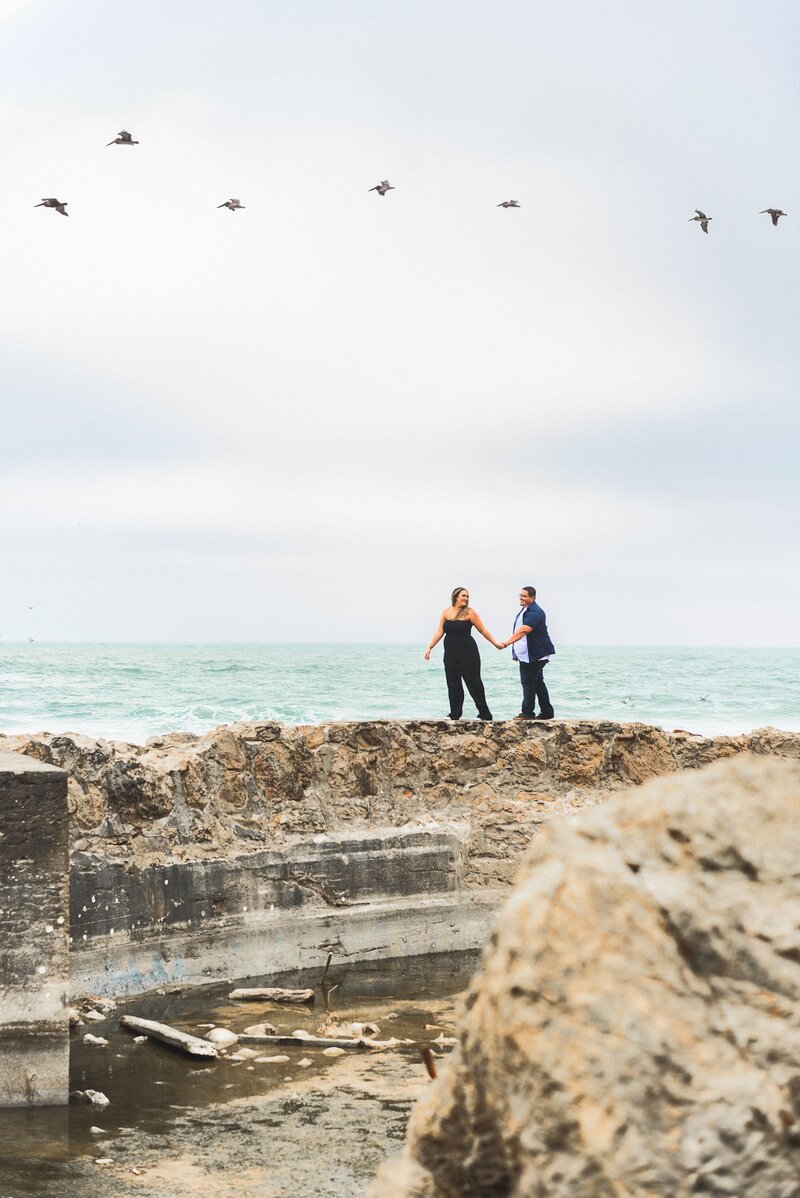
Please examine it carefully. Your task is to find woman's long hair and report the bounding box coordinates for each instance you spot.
[450,586,471,617]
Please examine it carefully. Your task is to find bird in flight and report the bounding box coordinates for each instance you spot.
[35,197,68,216]
[369,180,394,196]
[689,209,711,233]
[760,208,786,226]
[217,198,245,211]
[497,200,520,208]
[107,130,138,146]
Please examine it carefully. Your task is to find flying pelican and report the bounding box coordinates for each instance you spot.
[369,180,394,196]
[107,130,138,146]
[497,200,520,208]
[689,209,711,233]
[35,197,68,216]
[217,198,245,211]
[760,208,786,226]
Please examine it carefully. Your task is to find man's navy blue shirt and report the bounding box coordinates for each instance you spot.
[518,602,556,662]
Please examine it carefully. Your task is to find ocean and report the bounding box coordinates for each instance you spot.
[1,643,798,744]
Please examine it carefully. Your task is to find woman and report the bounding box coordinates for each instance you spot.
[424,587,501,720]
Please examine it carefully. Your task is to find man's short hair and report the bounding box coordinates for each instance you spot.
[522,585,536,599]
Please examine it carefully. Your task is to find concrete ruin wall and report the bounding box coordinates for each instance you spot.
[1,720,798,999]
[0,752,69,1105]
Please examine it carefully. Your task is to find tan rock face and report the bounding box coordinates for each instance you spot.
[555,732,606,785]
[607,725,677,785]
[0,722,798,880]
[370,755,800,1198]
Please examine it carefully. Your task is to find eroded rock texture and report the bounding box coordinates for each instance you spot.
[0,721,796,886]
[370,755,800,1198]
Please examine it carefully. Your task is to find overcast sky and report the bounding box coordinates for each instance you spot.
[1,0,798,645]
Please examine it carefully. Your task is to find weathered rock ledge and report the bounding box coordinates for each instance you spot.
[2,720,798,874]
[1,720,798,998]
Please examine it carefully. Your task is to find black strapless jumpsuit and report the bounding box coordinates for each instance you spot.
[442,619,492,720]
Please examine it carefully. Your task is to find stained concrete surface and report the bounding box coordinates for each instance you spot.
[0,751,69,1106]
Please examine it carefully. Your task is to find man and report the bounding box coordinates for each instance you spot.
[501,586,556,720]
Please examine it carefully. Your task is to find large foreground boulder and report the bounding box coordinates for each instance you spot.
[370,755,800,1198]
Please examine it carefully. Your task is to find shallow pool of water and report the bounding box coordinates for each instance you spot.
[0,950,479,1195]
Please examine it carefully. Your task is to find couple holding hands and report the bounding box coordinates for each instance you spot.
[424,585,556,722]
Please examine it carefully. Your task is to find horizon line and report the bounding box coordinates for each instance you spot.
[2,640,799,651]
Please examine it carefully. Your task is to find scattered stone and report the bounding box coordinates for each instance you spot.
[229,1048,258,1060]
[244,1022,277,1037]
[82,1009,106,1022]
[71,1089,110,1106]
[254,1054,290,1064]
[84,996,117,1014]
[298,1057,313,1067]
[83,1033,109,1047]
[204,1027,238,1046]
[327,1020,382,1039]
[322,1047,345,1057]
[89,1126,107,1135]
[94,1157,113,1165]
[133,1035,147,1043]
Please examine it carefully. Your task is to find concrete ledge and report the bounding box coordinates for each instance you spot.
[0,751,69,1105]
[69,888,504,998]
[68,823,496,996]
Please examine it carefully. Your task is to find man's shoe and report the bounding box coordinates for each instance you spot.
[534,712,554,721]
[514,713,535,720]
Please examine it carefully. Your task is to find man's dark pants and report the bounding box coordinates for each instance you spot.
[519,660,553,718]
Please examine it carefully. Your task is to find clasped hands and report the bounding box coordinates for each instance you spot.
[496,640,509,650]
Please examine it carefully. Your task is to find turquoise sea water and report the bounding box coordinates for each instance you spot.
[1,643,798,744]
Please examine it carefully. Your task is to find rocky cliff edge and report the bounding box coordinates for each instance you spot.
[1,720,798,886]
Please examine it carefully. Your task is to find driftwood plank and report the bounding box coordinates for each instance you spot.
[120,1015,218,1058]
[238,1032,414,1051]
[228,987,316,1004]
